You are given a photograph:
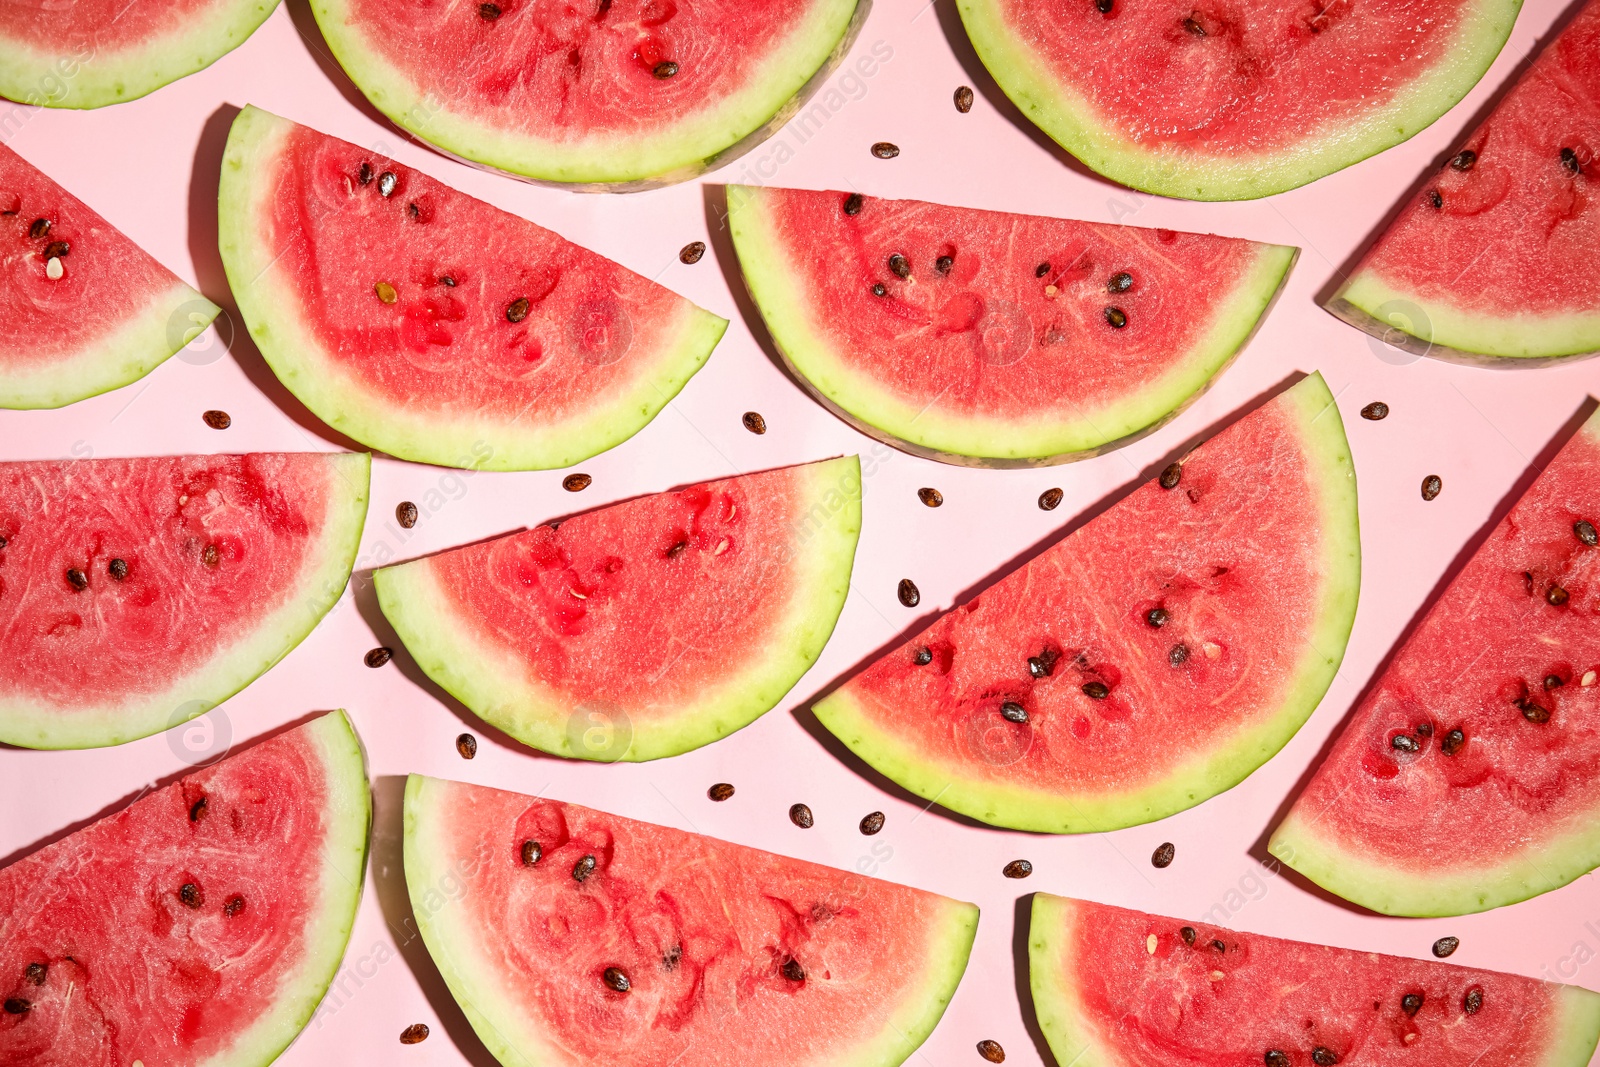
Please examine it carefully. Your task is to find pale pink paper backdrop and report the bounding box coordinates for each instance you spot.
[4,0,1600,1063]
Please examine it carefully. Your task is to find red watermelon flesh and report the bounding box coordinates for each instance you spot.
[1029,894,1600,1067]
[374,457,860,760]
[0,452,369,750]
[404,775,976,1067]
[0,712,370,1067]
[1271,408,1600,916]
[1329,0,1600,363]
[218,107,726,470]
[0,143,219,408]
[728,185,1296,465]
[812,373,1360,832]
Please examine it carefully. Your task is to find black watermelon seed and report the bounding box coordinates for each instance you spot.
[889,253,911,279]
[781,957,806,981]
[1428,189,1443,209]
[1183,15,1206,34]
[653,60,680,78]
[24,963,45,986]
[666,540,688,559]
[1104,306,1128,328]
[1210,939,1226,952]
[1180,926,1197,945]
[3,999,29,1015]
[179,883,203,908]
[1312,1048,1338,1066]
[898,579,920,607]
[742,411,767,434]
[1108,271,1133,292]
[396,500,419,528]
[914,646,933,666]
[364,646,393,668]
[954,86,975,113]
[408,202,420,219]
[521,840,542,865]
[378,172,397,198]
[789,803,814,828]
[871,142,900,159]
[563,473,592,492]
[108,558,128,581]
[1002,859,1032,879]
[1169,643,1190,667]
[603,966,631,991]
[1464,986,1484,1014]
[456,733,478,758]
[860,811,885,835]
[1402,993,1423,1015]
[224,894,245,916]
[1391,734,1419,753]
[66,567,87,590]
[1096,0,1113,12]
[573,854,597,881]
[1416,722,1434,737]
[479,2,501,18]
[708,783,735,801]
[400,1023,430,1044]
[1561,147,1582,175]
[1035,262,1051,278]
[843,193,863,216]
[1082,681,1110,700]
[1000,701,1029,723]
[1546,674,1565,690]
[1360,402,1389,421]
[935,254,953,275]
[1433,936,1459,958]
[1451,150,1477,171]
[202,409,231,429]
[1159,462,1182,490]
[357,162,373,185]
[1029,649,1059,678]
[1039,487,1063,510]
[918,487,943,507]
[1575,520,1598,546]
[1151,842,1175,868]
[1146,607,1169,628]
[1421,475,1442,501]
[506,296,531,323]
[28,217,50,239]
[189,796,208,821]
[1547,585,1570,607]
[871,283,888,297]
[1519,699,1551,724]
[1265,1053,1290,1067]
[1441,728,1465,755]
[43,240,69,259]
[977,1039,1006,1063]
[679,241,706,264]
[440,275,457,286]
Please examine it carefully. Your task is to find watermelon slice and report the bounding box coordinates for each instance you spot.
[0,0,278,109]
[1328,0,1600,365]
[309,0,863,187]
[957,0,1522,200]
[812,373,1360,832]
[1,143,220,409]
[404,775,977,1067]
[728,185,1296,466]
[1029,894,1600,1067]
[217,106,727,470]
[0,452,369,750]
[1270,408,1600,916]
[0,711,370,1067]
[375,457,860,760]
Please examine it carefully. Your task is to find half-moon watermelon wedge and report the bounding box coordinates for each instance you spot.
[1029,894,1600,1067]
[1270,407,1600,916]
[728,185,1296,466]
[404,775,976,1067]
[217,106,727,470]
[1,143,220,409]
[1327,0,1600,366]
[957,0,1522,200]
[813,373,1360,833]
[375,457,860,760]
[309,0,863,187]
[0,452,369,750]
[0,711,370,1067]
[0,0,278,109]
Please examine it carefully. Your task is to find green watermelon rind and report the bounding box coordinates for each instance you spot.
[726,183,1299,467]
[813,373,1361,833]
[195,710,372,1067]
[0,279,220,409]
[1327,268,1600,367]
[0,452,370,750]
[307,0,863,189]
[0,0,280,109]
[955,0,1523,202]
[402,773,979,1067]
[216,105,728,471]
[373,456,862,762]
[1026,893,1600,1067]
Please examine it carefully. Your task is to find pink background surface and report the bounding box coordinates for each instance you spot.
[4,0,1600,1063]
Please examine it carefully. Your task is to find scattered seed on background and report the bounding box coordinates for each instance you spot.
[43,240,69,259]
[1428,189,1443,209]
[563,473,592,492]
[782,958,806,981]
[1035,262,1051,278]
[935,255,953,275]
[400,1023,430,1044]
[1576,520,1598,546]
[1000,702,1029,723]
[440,275,456,286]
[521,840,541,865]
[395,501,419,528]
[1546,674,1565,689]
[679,241,706,264]
[179,883,203,908]
[1146,607,1169,628]
[1441,728,1465,755]
[456,733,477,759]
[378,172,397,197]
[871,142,900,159]
[1002,859,1032,879]
[914,646,933,665]
[66,567,87,590]
[1159,462,1182,490]
[1082,681,1110,700]
[1169,644,1190,667]
[708,783,735,801]
[24,964,45,986]
[976,1039,1005,1063]
[1183,15,1206,34]
[1360,402,1389,421]
[1421,475,1442,501]
[479,1,501,18]
[918,487,943,507]
[1520,699,1551,723]
[889,253,911,279]
[375,281,398,305]
[603,967,631,991]
[1104,306,1127,329]
[871,282,888,297]
[1180,926,1197,945]
[1391,734,1419,753]
[1546,585,1569,607]
[1266,1052,1290,1067]
[742,411,767,434]
[202,543,220,568]
[1561,147,1582,175]
[1211,939,1226,952]
[1452,150,1477,171]
[1464,986,1484,1013]
[189,797,209,821]
[843,192,863,216]
[365,647,393,668]
[224,895,245,916]
[1312,1047,1338,1066]
[202,409,231,429]
[28,218,49,239]
[898,579,920,607]
[1151,842,1175,868]
[860,811,885,835]
[573,854,597,882]
[108,558,128,581]
[1095,0,1113,11]
[1402,993,1423,1015]
[506,296,530,323]
[653,60,680,78]
[1039,487,1063,511]
[789,803,814,828]
[1433,936,1459,958]
[954,86,974,113]
[3,999,29,1015]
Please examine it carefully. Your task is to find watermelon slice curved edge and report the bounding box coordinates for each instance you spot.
[955,0,1523,201]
